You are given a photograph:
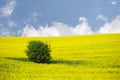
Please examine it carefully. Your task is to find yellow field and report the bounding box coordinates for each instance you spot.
[0,34,120,80]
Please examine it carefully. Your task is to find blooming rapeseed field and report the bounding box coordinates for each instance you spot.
[0,34,120,80]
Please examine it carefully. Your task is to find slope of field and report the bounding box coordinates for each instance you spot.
[0,34,120,80]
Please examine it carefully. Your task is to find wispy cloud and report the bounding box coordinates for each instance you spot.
[111,1,117,5]
[0,0,16,17]
[25,12,41,24]
[96,14,108,22]
[0,27,10,36]
[8,21,16,27]
[22,17,93,37]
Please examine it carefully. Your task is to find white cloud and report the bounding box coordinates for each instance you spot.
[22,23,72,37]
[21,24,40,37]
[111,1,117,5]
[39,25,60,36]
[0,0,16,17]
[96,14,108,22]
[22,17,93,37]
[73,17,93,35]
[22,15,120,37]
[99,15,120,33]
[8,21,16,27]
[79,17,87,23]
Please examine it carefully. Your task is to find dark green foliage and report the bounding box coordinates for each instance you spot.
[25,40,51,63]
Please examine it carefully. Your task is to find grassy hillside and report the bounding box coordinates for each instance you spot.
[0,34,120,80]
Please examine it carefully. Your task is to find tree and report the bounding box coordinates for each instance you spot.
[25,40,51,63]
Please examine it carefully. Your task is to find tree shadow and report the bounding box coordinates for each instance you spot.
[5,57,92,66]
[5,57,28,62]
[50,59,92,66]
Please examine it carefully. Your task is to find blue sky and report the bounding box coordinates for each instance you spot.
[0,0,120,36]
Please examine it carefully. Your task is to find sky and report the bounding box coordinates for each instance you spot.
[0,0,120,36]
